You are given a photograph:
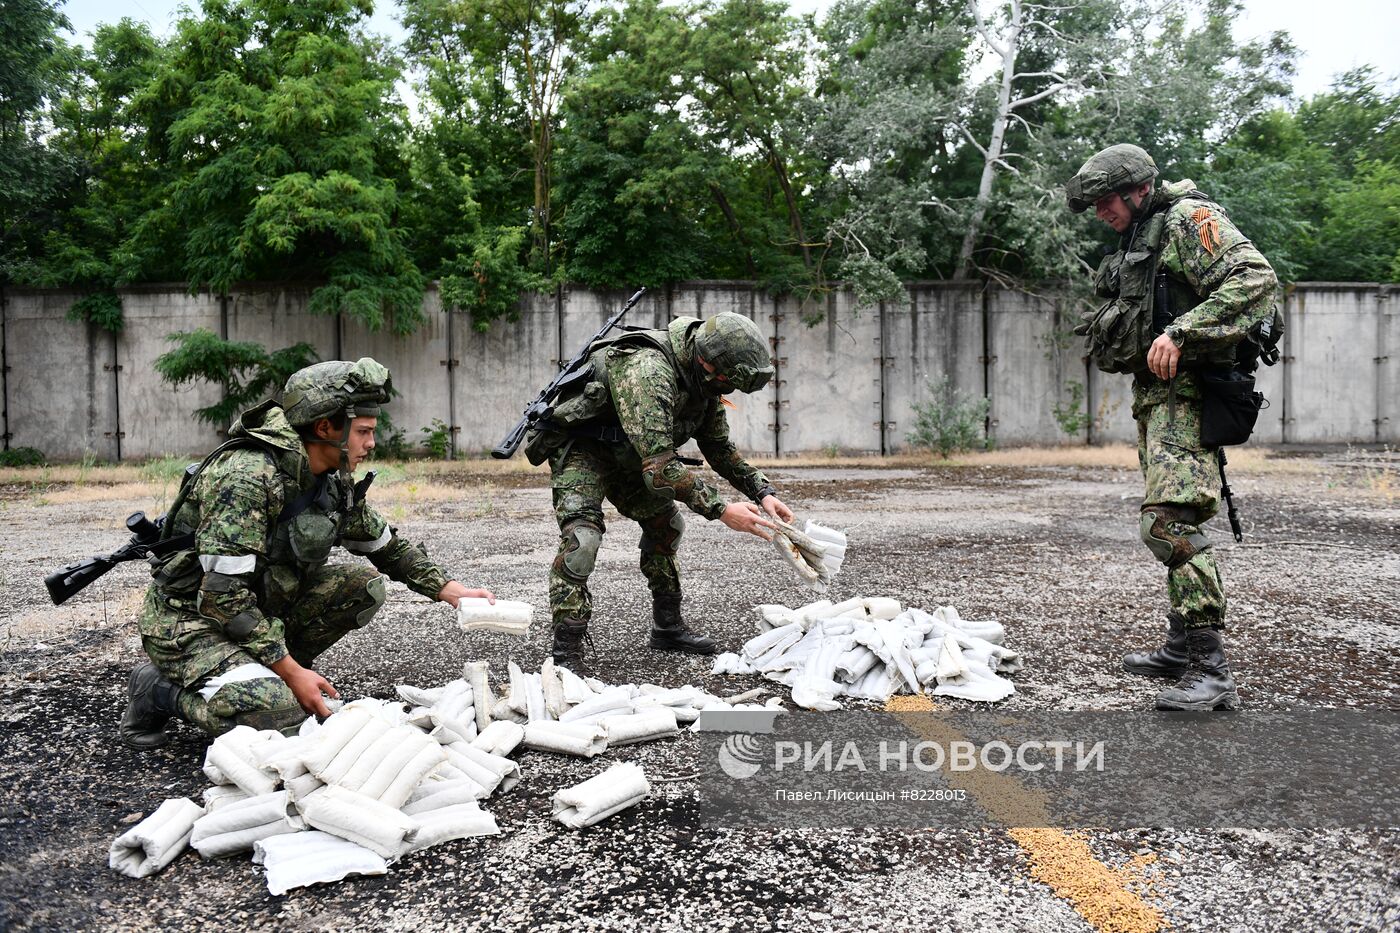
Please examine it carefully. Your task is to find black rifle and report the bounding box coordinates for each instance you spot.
[1216,448,1243,542]
[44,512,194,605]
[491,287,646,459]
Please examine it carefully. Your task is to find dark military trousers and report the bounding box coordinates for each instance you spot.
[138,564,386,736]
[1134,396,1228,629]
[549,440,686,626]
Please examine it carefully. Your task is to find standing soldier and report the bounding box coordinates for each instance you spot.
[120,358,494,749]
[524,312,794,668]
[1065,144,1280,710]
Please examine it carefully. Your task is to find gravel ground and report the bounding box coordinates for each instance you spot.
[1,449,1396,932]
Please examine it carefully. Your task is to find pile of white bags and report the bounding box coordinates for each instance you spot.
[110,658,777,891]
[713,598,1023,710]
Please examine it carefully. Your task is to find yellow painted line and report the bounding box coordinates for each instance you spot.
[885,695,1165,933]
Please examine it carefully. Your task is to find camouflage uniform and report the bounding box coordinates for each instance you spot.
[531,315,775,648]
[1126,178,1278,630]
[137,386,449,738]
[1068,145,1279,710]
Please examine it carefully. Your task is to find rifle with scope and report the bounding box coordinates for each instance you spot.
[45,512,192,606]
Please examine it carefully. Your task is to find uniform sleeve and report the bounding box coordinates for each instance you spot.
[1161,204,1279,358]
[342,497,450,600]
[193,453,288,667]
[608,349,728,520]
[695,401,776,503]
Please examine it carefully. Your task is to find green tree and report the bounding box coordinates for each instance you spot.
[688,0,818,289]
[553,0,715,286]
[808,0,972,304]
[403,0,588,273]
[125,0,424,332]
[0,0,72,285]
[30,19,168,330]
[154,329,318,427]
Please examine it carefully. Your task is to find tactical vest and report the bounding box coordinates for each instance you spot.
[152,433,361,609]
[1081,191,1219,375]
[524,323,710,464]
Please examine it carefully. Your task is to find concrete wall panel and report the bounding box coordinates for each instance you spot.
[1377,288,1397,443]
[986,290,1065,445]
[340,288,450,451]
[4,290,118,460]
[2,282,1388,460]
[117,287,224,459]
[1086,364,1137,445]
[884,284,984,453]
[777,291,882,454]
[1284,286,1378,443]
[455,291,559,456]
[226,286,339,361]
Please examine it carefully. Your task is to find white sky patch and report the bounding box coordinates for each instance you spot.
[55,0,1399,100]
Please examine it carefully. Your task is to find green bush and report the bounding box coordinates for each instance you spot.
[420,419,453,460]
[0,447,46,467]
[906,378,990,457]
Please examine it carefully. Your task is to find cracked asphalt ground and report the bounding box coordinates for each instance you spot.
[1,447,1396,932]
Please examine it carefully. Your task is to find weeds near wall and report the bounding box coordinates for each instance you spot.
[906,377,991,457]
[0,447,45,467]
[420,419,453,460]
[1052,380,1091,437]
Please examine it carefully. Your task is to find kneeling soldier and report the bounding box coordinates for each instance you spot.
[121,358,493,748]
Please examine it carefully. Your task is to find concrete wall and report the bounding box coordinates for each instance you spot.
[1,281,1392,461]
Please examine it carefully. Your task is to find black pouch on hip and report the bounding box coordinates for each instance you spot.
[1199,368,1266,447]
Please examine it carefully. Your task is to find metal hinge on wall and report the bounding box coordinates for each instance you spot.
[104,431,126,439]
[440,358,459,370]
[104,364,124,373]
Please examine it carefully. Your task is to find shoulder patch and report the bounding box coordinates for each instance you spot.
[1190,206,1223,256]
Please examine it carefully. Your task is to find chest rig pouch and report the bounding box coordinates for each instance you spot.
[1078,212,1166,374]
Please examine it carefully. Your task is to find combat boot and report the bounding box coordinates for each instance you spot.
[120,661,183,750]
[649,592,716,655]
[552,617,592,670]
[1155,627,1240,711]
[1122,611,1190,678]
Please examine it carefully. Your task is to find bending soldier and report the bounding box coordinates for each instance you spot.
[120,358,493,748]
[524,312,793,667]
[1066,144,1280,710]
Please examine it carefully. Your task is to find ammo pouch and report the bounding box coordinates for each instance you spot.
[150,548,203,595]
[1199,369,1266,447]
[1079,243,1158,374]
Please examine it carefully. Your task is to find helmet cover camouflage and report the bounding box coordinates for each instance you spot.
[281,358,392,427]
[1065,144,1158,213]
[693,312,774,394]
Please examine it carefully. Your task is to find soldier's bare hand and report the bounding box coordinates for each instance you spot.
[438,581,495,607]
[271,656,339,718]
[1148,333,1182,380]
[721,501,776,540]
[761,495,794,524]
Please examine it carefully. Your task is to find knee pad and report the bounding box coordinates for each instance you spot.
[352,574,387,629]
[555,520,603,581]
[206,678,305,735]
[1140,505,1212,569]
[639,509,686,557]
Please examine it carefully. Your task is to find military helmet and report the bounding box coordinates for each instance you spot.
[1065,144,1158,213]
[281,358,392,427]
[694,312,774,394]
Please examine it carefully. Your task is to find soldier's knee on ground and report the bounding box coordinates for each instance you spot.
[639,509,686,557]
[554,520,603,582]
[204,677,305,736]
[1140,504,1212,569]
